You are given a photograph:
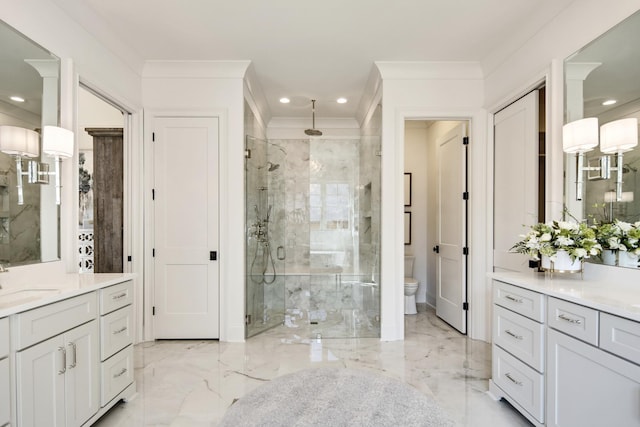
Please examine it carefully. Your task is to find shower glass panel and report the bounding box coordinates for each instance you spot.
[245,132,381,339]
[245,135,287,338]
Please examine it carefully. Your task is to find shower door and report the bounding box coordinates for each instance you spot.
[245,136,287,338]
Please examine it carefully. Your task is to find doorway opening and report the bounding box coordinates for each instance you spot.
[77,84,127,273]
[404,119,469,334]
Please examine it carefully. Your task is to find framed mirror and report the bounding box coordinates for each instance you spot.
[0,20,61,266]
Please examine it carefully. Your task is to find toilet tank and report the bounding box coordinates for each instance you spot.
[404,256,415,276]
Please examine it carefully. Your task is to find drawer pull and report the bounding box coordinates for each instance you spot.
[505,372,523,386]
[57,347,66,375]
[67,342,77,369]
[504,329,523,340]
[505,295,523,304]
[114,368,128,378]
[112,292,127,300]
[558,313,582,325]
[113,326,128,335]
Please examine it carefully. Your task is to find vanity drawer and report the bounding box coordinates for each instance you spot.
[14,292,97,350]
[0,357,9,426]
[100,281,133,315]
[101,345,134,406]
[493,345,544,423]
[493,305,544,372]
[600,313,640,365]
[548,297,599,346]
[0,317,8,358]
[493,281,545,322]
[101,305,133,361]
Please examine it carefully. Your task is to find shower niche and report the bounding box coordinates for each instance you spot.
[245,135,381,339]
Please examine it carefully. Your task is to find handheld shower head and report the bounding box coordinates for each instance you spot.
[304,99,323,136]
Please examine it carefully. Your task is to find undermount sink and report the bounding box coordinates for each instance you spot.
[0,288,61,309]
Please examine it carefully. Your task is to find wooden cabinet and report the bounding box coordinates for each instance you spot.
[16,319,99,427]
[0,316,9,427]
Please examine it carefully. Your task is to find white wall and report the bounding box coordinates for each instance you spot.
[377,61,487,341]
[403,122,429,303]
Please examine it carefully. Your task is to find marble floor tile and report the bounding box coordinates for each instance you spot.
[93,306,531,427]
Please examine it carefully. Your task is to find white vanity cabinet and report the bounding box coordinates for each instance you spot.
[0,316,10,427]
[547,300,640,427]
[98,281,134,408]
[490,280,545,426]
[14,293,100,427]
[491,273,640,427]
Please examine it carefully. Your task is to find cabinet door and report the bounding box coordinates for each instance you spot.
[16,334,66,427]
[65,320,100,427]
[0,358,10,426]
[547,329,640,426]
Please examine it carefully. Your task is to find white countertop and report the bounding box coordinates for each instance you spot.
[490,270,640,322]
[0,273,135,317]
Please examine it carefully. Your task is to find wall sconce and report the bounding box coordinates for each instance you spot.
[42,125,74,205]
[0,125,74,205]
[0,125,40,205]
[563,117,638,202]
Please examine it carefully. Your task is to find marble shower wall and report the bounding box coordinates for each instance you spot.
[0,153,41,265]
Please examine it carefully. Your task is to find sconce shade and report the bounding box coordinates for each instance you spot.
[0,125,39,157]
[604,191,634,203]
[562,118,599,153]
[42,125,74,158]
[600,118,639,154]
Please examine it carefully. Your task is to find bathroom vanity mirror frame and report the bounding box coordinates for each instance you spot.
[564,9,640,269]
[0,19,62,266]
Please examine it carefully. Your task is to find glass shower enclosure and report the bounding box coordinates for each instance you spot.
[245,135,381,339]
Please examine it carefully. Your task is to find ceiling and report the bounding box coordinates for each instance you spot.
[48,1,576,118]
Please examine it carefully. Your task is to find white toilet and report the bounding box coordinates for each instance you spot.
[404,256,419,315]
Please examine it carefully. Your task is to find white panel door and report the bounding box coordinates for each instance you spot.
[436,123,467,334]
[153,117,219,338]
[494,91,539,272]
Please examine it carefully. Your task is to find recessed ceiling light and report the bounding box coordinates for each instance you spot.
[337,97,348,104]
[602,99,617,106]
[279,97,290,104]
[10,96,25,103]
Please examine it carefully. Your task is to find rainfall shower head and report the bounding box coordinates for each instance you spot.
[304,99,323,136]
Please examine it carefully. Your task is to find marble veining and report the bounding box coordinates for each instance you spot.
[93,307,530,427]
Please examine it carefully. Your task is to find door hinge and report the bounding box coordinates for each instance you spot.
[152,306,156,315]
[245,149,251,159]
[463,302,469,311]
[463,191,469,200]
[210,251,217,261]
[152,248,155,257]
[245,315,252,325]
[463,136,469,145]
[127,255,132,262]
[463,247,469,255]
[152,132,155,142]
[152,189,155,200]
